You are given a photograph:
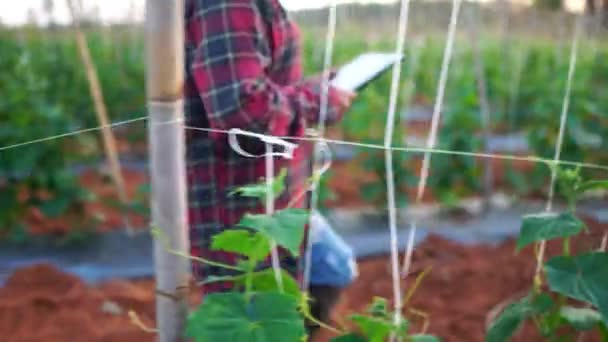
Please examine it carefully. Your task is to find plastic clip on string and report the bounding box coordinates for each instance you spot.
[228,128,297,159]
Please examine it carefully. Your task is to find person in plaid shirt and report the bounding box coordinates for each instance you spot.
[184,0,356,329]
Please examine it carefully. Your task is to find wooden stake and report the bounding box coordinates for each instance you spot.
[65,0,132,231]
[145,0,189,341]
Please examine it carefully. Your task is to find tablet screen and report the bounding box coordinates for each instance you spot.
[331,52,404,92]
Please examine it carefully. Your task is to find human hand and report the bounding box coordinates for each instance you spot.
[332,87,357,114]
[310,69,337,83]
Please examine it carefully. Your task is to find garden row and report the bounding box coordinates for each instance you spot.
[0,26,607,239]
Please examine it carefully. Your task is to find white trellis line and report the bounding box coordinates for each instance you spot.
[382,0,412,332]
[4,119,608,174]
[534,14,584,279]
[402,0,463,278]
[303,0,338,292]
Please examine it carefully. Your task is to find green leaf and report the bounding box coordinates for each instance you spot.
[531,293,555,313]
[485,294,553,342]
[39,197,71,217]
[185,292,305,342]
[367,297,390,318]
[560,306,602,331]
[578,180,608,194]
[236,269,301,298]
[212,230,271,264]
[238,209,308,256]
[231,169,287,202]
[545,252,608,324]
[350,314,394,342]
[517,212,584,251]
[331,334,367,342]
[411,335,441,342]
[486,300,528,342]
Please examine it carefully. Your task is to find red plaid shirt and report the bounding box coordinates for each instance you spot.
[184,0,344,293]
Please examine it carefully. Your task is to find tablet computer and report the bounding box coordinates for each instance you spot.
[331,52,404,92]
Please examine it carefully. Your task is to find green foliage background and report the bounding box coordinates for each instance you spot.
[1,10,608,236]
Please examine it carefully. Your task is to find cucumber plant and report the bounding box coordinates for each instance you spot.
[182,169,440,342]
[486,166,608,342]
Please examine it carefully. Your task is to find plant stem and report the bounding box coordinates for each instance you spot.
[168,249,244,271]
[153,226,244,271]
[303,311,343,335]
[129,310,159,333]
[533,243,544,293]
[563,237,571,256]
[532,315,543,334]
[404,266,431,305]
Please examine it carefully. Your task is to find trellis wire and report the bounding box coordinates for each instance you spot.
[383,0,412,330]
[535,14,583,278]
[183,124,608,171]
[303,0,337,292]
[3,119,608,173]
[414,0,462,205]
[402,0,463,281]
[0,116,147,152]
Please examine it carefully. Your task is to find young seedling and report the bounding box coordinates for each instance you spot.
[330,297,439,342]
[486,166,608,342]
[168,168,441,341]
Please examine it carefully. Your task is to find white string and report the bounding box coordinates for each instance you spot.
[382,0,411,332]
[182,124,608,172]
[0,116,147,152]
[415,0,462,204]
[535,15,583,277]
[316,3,337,136]
[402,0,462,284]
[3,118,607,173]
[396,44,423,278]
[303,0,338,291]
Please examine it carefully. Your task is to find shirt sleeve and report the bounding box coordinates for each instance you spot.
[188,1,343,139]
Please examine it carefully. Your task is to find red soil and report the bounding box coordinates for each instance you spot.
[21,169,148,236]
[1,218,605,342]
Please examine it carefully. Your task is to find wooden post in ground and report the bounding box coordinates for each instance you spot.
[65,0,132,231]
[145,0,189,341]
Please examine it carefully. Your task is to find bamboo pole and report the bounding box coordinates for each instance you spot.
[65,0,132,231]
[145,0,189,341]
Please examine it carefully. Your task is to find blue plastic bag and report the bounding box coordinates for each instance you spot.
[309,211,358,288]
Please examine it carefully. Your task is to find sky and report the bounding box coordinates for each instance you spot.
[0,0,583,26]
[0,0,400,26]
